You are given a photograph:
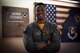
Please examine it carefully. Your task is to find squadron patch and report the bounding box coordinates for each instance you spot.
[36,31,41,36]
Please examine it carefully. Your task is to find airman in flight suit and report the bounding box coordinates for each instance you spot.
[23,3,60,53]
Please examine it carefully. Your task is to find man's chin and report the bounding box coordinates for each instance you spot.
[38,17,44,20]
[38,19,43,20]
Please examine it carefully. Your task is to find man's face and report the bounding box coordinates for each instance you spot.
[36,5,46,20]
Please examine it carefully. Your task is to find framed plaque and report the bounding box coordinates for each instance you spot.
[2,6,29,37]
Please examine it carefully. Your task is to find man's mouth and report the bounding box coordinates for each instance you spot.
[40,14,42,16]
[39,14,43,17]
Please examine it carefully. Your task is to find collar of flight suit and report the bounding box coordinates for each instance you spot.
[32,21,51,35]
[33,21,49,30]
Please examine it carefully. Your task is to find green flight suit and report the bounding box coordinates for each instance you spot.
[23,21,60,53]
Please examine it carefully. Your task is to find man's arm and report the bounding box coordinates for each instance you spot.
[42,24,61,52]
[49,27,60,52]
[23,25,38,52]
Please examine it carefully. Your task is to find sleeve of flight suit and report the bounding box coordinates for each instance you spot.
[49,24,61,52]
[23,25,38,53]
[42,24,61,52]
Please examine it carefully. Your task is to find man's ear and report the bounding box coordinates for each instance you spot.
[45,10,47,16]
[35,8,37,14]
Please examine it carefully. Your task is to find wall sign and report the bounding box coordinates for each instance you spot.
[2,6,29,37]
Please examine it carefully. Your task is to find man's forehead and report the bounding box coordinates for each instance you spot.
[36,5,45,9]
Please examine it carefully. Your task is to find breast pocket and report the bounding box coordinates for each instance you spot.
[32,30,42,42]
[42,30,51,41]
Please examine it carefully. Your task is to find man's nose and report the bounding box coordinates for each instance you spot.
[38,10,43,14]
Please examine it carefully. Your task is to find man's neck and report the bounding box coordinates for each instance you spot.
[37,19,46,24]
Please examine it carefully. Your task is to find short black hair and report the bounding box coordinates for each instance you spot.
[35,3,45,7]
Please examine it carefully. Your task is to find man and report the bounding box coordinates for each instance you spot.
[23,3,60,53]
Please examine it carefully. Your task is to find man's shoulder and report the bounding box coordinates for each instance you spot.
[46,21,52,24]
[27,22,36,27]
[46,21,54,26]
[46,21,57,27]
